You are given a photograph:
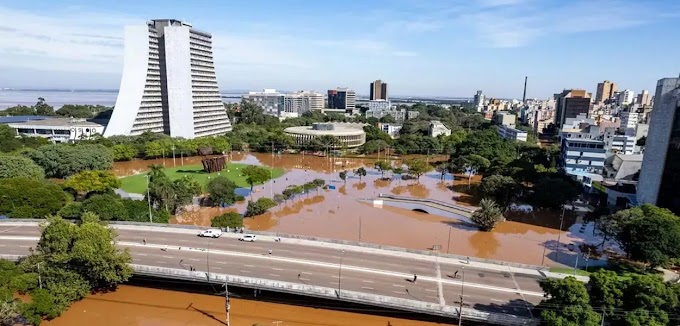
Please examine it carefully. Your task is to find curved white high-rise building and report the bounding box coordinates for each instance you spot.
[104,19,232,138]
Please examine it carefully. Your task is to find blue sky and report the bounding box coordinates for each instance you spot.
[0,0,679,98]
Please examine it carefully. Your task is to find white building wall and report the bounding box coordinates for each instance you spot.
[104,25,151,137]
[164,26,195,138]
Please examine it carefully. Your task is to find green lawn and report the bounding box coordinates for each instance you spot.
[549,266,636,280]
[119,163,285,194]
[549,267,593,277]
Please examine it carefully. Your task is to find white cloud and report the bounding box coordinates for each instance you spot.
[459,0,673,48]
[391,51,418,57]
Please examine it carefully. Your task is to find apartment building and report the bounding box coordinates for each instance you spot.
[242,89,284,116]
[327,88,357,114]
[282,91,324,118]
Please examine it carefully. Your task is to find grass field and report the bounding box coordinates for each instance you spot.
[119,163,286,194]
[549,267,593,277]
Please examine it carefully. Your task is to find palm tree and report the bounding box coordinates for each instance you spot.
[470,198,505,231]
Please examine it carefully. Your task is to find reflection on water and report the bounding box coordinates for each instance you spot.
[113,153,582,266]
[44,285,447,326]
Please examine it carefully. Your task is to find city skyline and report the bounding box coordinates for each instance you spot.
[1,0,680,98]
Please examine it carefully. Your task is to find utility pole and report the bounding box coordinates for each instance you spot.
[338,250,345,296]
[555,204,566,262]
[359,215,362,242]
[224,279,230,326]
[446,226,452,254]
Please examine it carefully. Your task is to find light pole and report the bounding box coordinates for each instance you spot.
[146,175,153,223]
[172,145,176,167]
[446,226,452,254]
[458,266,466,326]
[359,215,362,242]
[555,204,567,262]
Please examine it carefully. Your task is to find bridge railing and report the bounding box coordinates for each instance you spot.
[131,264,538,326]
[377,194,477,214]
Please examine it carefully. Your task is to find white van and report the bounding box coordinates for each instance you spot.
[198,229,223,238]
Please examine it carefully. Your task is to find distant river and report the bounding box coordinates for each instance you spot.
[0,90,241,110]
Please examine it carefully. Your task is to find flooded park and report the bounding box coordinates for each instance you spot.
[112,152,594,267]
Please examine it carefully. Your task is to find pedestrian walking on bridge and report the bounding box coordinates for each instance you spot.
[413,274,417,283]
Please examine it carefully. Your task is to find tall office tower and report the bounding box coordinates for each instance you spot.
[370,79,388,100]
[595,80,617,103]
[554,89,591,127]
[283,91,324,117]
[473,90,485,111]
[637,77,680,214]
[327,88,356,114]
[617,89,635,105]
[105,19,232,139]
[636,89,651,106]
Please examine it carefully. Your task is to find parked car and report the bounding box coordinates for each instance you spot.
[198,229,222,238]
[239,234,256,242]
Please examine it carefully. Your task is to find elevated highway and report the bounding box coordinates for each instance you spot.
[0,221,542,325]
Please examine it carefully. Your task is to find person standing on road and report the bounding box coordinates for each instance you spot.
[142,238,146,245]
[413,274,417,283]
[454,270,458,279]
[269,249,272,255]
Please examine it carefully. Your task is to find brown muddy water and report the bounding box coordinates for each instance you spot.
[112,153,584,267]
[43,285,450,326]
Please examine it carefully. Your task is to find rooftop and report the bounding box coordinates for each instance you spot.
[7,117,105,128]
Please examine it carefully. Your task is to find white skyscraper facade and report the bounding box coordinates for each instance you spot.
[105,19,232,139]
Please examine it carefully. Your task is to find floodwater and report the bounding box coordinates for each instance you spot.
[112,153,587,267]
[43,285,448,326]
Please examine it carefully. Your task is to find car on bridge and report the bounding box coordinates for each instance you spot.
[239,234,256,242]
[198,229,222,238]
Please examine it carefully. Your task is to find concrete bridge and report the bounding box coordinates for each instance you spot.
[0,221,544,326]
[374,194,476,218]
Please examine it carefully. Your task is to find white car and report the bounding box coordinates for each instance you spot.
[239,234,256,242]
[198,229,222,238]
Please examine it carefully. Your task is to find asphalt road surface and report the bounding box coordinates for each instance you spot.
[0,223,544,317]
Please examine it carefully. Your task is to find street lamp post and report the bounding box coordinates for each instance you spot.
[172,145,176,167]
[458,267,466,326]
[359,215,362,242]
[447,226,452,254]
[146,175,153,223]
[555,204,567,262]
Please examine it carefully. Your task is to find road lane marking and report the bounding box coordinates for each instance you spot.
[362,280,374,283]
[0,225,24,233]
[301,272,313,275]
[162,256,173,259]
[154,261,166,264]
[435,257,445,306]
[329,282,337,285]
[269,274,280,277]
[425,289,437,293]
[19,245,30,248]
[214,261,227,264]
[272,268,284,271]
[361,286,374,290]
[299,278,311,281]
[188,258,200,262]
[491,299,505,302]
[137,253,148,256]
[239,270,251,273]
[508,268,534,318]
[244,264,255,267]
[393,291,405,294]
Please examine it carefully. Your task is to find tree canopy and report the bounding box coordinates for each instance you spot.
[0,177,67,218]
[470,198,505,231]
[0,155,45,179]
[206,176,239,206]
[211,211,243,228]
[241,165,271,190]
[26,144,113,178]
[63,170,120,197]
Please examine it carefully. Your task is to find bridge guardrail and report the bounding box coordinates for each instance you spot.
[131,264,538,326]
